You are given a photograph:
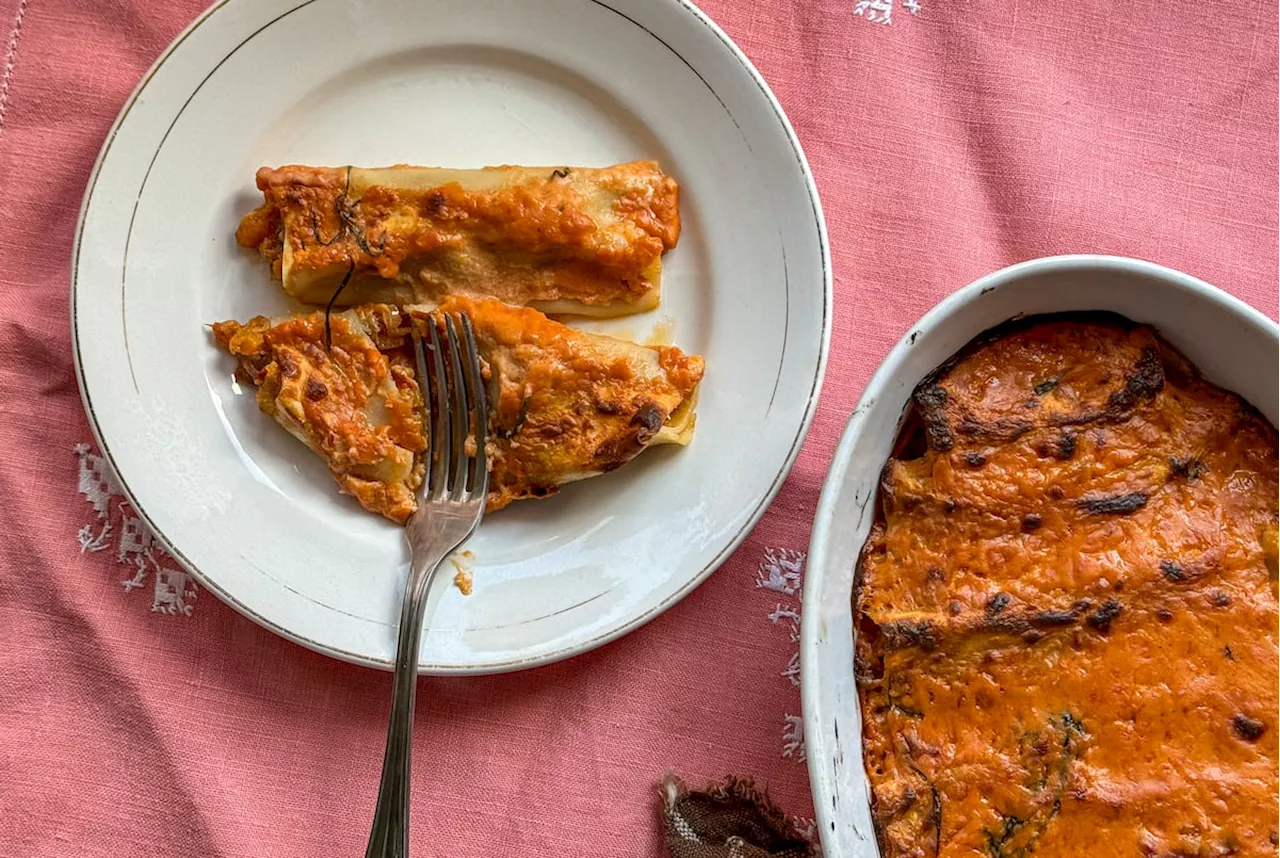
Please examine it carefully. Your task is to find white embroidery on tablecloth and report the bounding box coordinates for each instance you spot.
[74,444,198,616]
[767,603,801,637]
[782,713,806,762]
[768,604,802,687]
[756,548,804,595]
[853,0,893,24]
[76,521,111,554]
[854,0,922,25]
[753,548,821,847]
[781,651,801,688]
[758,548,809,762]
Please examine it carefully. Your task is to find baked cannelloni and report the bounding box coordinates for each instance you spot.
[855,317,1279,857]
[212,296,704,522]
[235,161,680,317]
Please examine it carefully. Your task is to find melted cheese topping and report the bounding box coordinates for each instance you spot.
[235,162,680,317]
[212,307,426,523]
[431,295,703,511]
[211,298,704,521]
[856,317,1279,857]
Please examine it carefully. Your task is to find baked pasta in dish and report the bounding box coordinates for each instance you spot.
[212,296,703,522]
[855,314,1278,857]
[235,161,680,317]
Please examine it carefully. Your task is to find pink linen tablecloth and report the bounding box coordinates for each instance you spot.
[0,0,1274,855]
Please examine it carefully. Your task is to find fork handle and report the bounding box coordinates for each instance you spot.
[364,553,443,858]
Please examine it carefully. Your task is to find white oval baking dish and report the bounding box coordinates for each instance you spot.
[801,255,1279,857]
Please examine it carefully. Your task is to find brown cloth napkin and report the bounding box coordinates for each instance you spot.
[660,774,817,858]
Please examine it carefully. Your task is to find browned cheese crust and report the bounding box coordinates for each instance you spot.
[212,297,704,521]
[235,162,680,315]
[855,316,1279,858]
[211,306,426,523]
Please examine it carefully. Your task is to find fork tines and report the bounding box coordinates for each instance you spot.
[412,311,489,502]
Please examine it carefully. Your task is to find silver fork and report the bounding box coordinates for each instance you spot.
[364,312,489,858]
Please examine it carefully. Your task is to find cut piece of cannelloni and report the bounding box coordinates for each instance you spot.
[210,296,704,522]
[235,161,680,318]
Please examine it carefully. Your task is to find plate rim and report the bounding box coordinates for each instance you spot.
[70,0,833,673]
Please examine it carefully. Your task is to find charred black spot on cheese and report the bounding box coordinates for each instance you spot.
[304,379,328,401]
[1223,645,1235,661]
[882,620,938,652]
[1021,513,1043,533]
[948,601,962,616]
[1047,484,1066,500]
[1168,456,1205,481]
[1077,492,1148,515]
[425,192,446,215]
[926,567,945,584]
[1032,610,1078,627]
[987,592,1012,614]
[1054,431,1077,460]
[1034,375,1062,396]
[1023,630,1046,644]
[1104,345,1164,417]
[1087,599,1123,633]
[630,402,665,441]
[1232,714,1266,742]
[1211,591,1231,607]
[958,416,1034,443]
[915,384,954,452]
[1160,560,1186,582]
[976,610,1036,636]
[964,451,987,467]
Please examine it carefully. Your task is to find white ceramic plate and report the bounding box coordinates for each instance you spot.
[73,0,829,672]
[801,256,1278,856]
